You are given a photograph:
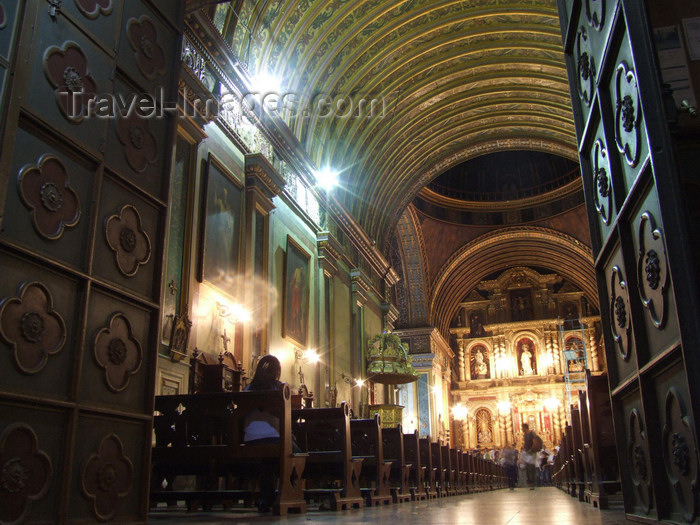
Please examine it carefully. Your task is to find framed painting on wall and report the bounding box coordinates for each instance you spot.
[283,235,310,347]
[198,154,243,285]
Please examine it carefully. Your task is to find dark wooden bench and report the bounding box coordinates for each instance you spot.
[419,437,438,498]
[150,385,307,516]
[382,425,412,503]
[440,444,456,496]
[403,431,427,500]
[570,406,586,501]
[350,416,393,506]
[291,402,363,510]
[583,371,621,509]
[430,442,447,497]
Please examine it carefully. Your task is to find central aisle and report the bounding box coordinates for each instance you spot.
[149,487,631,524]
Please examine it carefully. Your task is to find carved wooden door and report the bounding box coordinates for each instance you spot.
[0,1,181,522]
[558,1,700,522]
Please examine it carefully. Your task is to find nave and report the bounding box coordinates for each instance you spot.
[149,487,629,525]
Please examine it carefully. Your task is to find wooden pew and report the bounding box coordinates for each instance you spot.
[577,389,593,502]
[570,406,586,501]
[419,437,438,499]
[441,444,456,496]
[382,425,412,503]
[150,385,307,516]
[450,448,464,494]
[350,416,393,506]
[584,371,620,509]
[291,402,363,510]
[402,431,427,500]
[430,442,447,497]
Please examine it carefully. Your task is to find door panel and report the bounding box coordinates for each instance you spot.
[558,1,700,522]
[0,1,181,521]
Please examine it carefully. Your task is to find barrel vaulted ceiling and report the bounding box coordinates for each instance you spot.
[222,0,577,249]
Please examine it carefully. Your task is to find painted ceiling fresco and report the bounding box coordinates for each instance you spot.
[224,0,576,247]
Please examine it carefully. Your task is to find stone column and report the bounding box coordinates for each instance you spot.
[462,419,470,449]
[552,330,562,374]
[458,340,466,381]
[588,329,600,372]
[545,331,554,374]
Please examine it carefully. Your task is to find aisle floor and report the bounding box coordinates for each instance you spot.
[149,487,632,524]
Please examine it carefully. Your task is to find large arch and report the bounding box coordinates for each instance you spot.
[430,226,596,337]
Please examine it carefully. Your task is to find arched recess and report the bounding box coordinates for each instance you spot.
[392,205,430,327]
[430,226,597,337]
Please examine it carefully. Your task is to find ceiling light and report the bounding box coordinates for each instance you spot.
[316,167,339,190]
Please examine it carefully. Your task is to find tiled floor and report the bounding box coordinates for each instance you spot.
[149,487,632,524]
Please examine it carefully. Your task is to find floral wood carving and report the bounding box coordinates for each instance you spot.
[637,211,668,329]
[592,139,612,225]
[0,281,66,374]
[576,27,595,106]
[0,424,51,524]
[81,434,133,521]
[628,408,652,514]
[75,0,113,19]
[18,154,81,240]
[615,62,642,168]
[126,16,166,80]
[115,110,158,172]
[105,204,151,277]
[662,387,699,522]
[43,41,97,123]
[609,265,632,361]
[94,312,142,392]
[584,0,605,31]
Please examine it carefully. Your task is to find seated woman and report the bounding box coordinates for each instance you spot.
[244,355,300,512]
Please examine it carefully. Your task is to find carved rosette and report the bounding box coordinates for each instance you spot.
[18,154,81,240]
[628,409,652,513]
[636,211,668,329]
[94,312,142,392]
[0,424,51,524]
[75,0,113,19]
[81,434,132,521]
[584,0,605,31]
[104,205,151,277]
[0,282,66,374]
[115,110,158,173]
[662,388,699,522]
[615,62,642,168]
[609,266,632,361]
[592,139,612,225]
[43,41,97,123]
[576,26,595,106]
[126,16,166,80]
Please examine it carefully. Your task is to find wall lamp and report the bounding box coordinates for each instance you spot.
[293,347,320,364]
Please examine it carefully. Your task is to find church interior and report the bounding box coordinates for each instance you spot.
[1,0,700,523]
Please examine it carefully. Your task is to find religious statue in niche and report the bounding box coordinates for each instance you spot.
[469,311,487,337]
[476,408,493,444]
[510,289,534,321]
[517,338,536,375]
[566,337,585,372]
[470,344,490,379]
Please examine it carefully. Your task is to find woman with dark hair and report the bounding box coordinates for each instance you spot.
[244,355,283,445]
[243,355,299,513]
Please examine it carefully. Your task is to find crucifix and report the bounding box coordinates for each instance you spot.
[298,365,305,386]
[221,329,231,354]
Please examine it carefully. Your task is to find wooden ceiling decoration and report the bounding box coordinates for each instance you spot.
[221,0,576,248]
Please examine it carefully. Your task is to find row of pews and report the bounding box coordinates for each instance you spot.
[151,386,506,515]
[552,370,620,509]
